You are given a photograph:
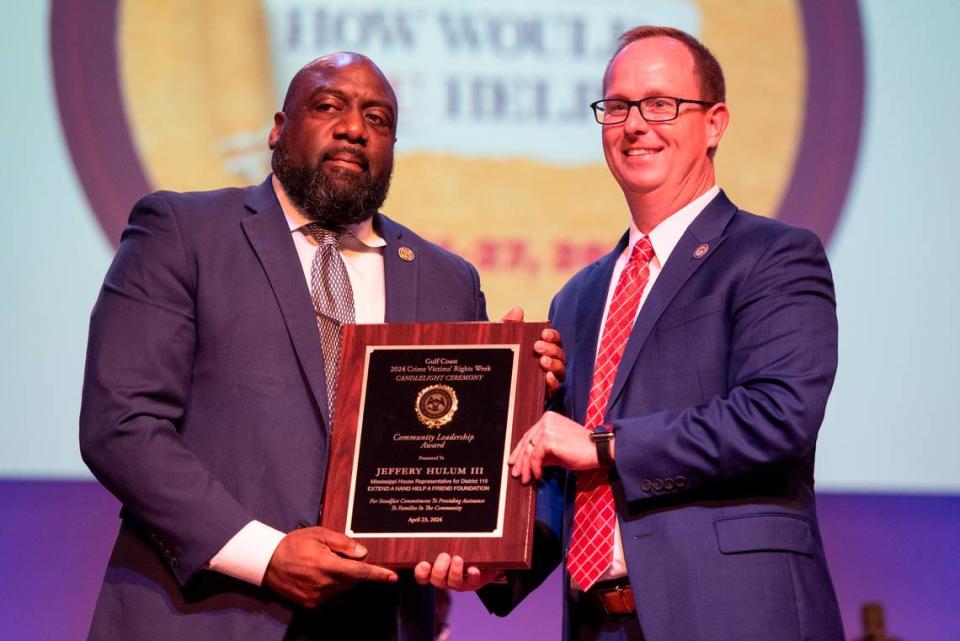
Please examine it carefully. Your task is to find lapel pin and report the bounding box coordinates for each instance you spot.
[398,246,415,262]
[693,243,709,259]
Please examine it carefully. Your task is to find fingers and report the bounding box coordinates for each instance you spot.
[522,446,538,483]
[450,559,497,591]
[414,555,488,591]
[511,432,539,484]
[307,526,367,559]
[530,440,544,480]
[510,433,532,482]
[429,552,453,588]
[446,555,466,590]
[540,327,562,347]
[263,532,396,608]
[324,554,398,584]
[534,329,564,357]
[413,561,432,585]
[535,329,567,393]
[466,567,504,590]
[507,431,525,465]
[517,436,533,483]
[508,424,540,467]
[414,553,454,589]
[542,364,564,397]
[500,306,525,322]
[534,331,565,368]
[464,566,485,589]
[536,348,566,379]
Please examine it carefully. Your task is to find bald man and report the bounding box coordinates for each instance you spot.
[80,53,563,641]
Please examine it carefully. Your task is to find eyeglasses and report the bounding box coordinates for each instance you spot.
[590,97,716,124]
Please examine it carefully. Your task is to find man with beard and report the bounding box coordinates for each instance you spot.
[79,53,564,641]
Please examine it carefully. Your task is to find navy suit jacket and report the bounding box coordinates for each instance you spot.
[484,191,844,641]
[79,177,487,641]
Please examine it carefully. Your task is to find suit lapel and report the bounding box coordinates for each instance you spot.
[606,191,738,413]
[241,178,332,427]
[571,235,627,423]
[379,214,419,323]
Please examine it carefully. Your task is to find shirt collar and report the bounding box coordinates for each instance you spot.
[626,185,720,266]
[272,174,387,249]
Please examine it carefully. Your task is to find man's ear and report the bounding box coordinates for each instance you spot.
[705,102,730,151]
[268,112,285,149]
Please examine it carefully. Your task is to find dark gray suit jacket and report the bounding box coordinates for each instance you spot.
[80,177,487,640]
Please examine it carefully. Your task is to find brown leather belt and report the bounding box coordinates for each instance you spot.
[580,578,636,616]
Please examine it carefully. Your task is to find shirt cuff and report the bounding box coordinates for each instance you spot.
[207,520,286,586]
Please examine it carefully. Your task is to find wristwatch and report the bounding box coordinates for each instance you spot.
[590,424,615,468]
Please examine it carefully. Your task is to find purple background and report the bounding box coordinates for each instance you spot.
[2,481,956,641]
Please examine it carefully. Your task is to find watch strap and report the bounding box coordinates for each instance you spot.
[590,424,614,468]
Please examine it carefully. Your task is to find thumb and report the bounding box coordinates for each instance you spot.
[500,306,524,322]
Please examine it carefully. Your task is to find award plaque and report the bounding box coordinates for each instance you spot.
[320,321,548,569]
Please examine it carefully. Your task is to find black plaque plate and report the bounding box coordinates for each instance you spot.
[348,346,516,536]
[320,321,547,568]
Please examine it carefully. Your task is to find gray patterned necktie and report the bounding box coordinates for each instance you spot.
[305,224,355,421]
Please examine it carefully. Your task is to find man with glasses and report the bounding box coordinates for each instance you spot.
[472,25,845,641]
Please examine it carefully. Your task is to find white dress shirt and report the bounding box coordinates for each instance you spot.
[207,176,388,585]
[595,185,720,582]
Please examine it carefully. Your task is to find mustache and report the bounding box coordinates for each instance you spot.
[322,146,369,171]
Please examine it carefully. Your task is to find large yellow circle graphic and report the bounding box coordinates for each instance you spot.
[120,0,804,319]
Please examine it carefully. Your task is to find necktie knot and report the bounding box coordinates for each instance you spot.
[305,223,344,248]
[630,236,655,265]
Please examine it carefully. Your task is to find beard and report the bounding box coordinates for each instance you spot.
[271,137,392,229]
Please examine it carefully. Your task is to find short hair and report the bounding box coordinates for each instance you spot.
[605,26,726,104]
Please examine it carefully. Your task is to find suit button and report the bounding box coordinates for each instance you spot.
[639,480,652,492]
[652,479,664,492]
[674,475,687,488]
[663,478,675,491]
[296,520,312,529]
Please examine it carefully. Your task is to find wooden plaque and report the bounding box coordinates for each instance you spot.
[320,321,547,569]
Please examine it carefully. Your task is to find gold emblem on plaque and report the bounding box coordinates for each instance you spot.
[415,384,458,428]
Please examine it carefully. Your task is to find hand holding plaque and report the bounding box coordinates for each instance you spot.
[320,321,548,569]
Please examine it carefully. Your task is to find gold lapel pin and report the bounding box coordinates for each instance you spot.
[398,246,415,262]
[693,243,709,259]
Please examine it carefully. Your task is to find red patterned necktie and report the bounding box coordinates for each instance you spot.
[567,236,655,591]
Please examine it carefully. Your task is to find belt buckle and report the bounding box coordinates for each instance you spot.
[596,582,634,616]
[600,584,625,616]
